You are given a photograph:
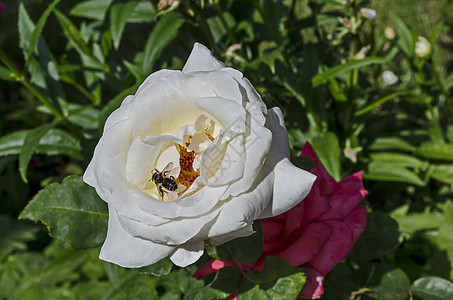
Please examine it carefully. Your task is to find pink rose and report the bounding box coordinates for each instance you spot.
[194,142,367,299]
[0,3,4,17]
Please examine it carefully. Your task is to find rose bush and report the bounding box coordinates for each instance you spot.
[194,142,367,298]
[83,43,316,268]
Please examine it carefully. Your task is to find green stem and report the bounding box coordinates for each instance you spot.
[0,50,64,120]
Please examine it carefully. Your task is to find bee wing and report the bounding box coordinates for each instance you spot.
[161,162,174,174]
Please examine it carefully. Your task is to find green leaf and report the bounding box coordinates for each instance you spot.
[290,156,315,171]
[349,264,410,300]
[239,257,306,300]
[137,258,173,276]
[25,0,61,66]
[0,66,15,81]
[128,1,157,23]
[430,165,453,184]
[70,0,114,21]
[417,144,453,161]
[370,137,416,152]
[412,277,453,300]
[209,267,242,293]
[110,1,140,50]
[19,123,54,183]
[18,3,35,62]
[19,176,108,249]
[0,129,82,159]
[0,215,39,261]
[355,91,410,117]
[311,132,341,181]
[391,205,443,232]
[394,17,414,57]
[219,221,263,266]
[443,72,453,91]
[369,152,425,169]
[351,212,401,261]
[312,57,386,88]
[142,11,184,74]
[365,162,425,186]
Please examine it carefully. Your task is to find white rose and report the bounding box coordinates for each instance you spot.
[83,43,316,268]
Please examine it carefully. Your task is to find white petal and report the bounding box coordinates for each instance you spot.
[203,135,245,187]
[84,118,132,198]
[222,103,272,198]
[260,158,316,218]
[182,43,225,73]
[169,241,204,267]
[187,70,244,105]
[210,223,254,246]
[135,69,178,95]
[196,97,246,136]
[99,207,174,268]
[129,72,219,138]
[258,108,316,218]
[117,207,220,245]
[208,165,274,238]
[125,135,180,188]
[221,67,267,114]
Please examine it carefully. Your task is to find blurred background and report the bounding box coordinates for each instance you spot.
[1,0,453,299]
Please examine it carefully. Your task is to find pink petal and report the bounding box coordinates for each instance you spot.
[317,171,368,221]
[309,206,367,274]
[301,142,339,196]
[193,259,231,280]
[300,183,331,226]
[282,200,305,239]
[271,222,333,267]
[298,267,324,299]
[262,219,285,252]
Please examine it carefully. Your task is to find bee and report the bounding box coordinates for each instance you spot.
[151,162,178,201]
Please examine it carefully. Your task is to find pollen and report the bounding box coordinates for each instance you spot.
[175,137,200,195]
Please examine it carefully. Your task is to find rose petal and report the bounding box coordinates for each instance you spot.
[317,171,368,221]
[222,103,272,199]
[170,241,204,267]
[182,43,225,73]
[117,204,221,245]
[221,67,267,114]
[309,206,367,274]
[298,267,325,299]
[126,135,181,188]
[207,165,274,239]
[203,135,246,187]
[129,72,219,138]
[299,182,331,226]
[84,119,132,200]
[301,142,339,196]
[134,183,228,219]
[271,222,333,267]
[193,259,232,280]
[99,207,173,268]
[196,97,247,137]
[209,223,254,246]
[188,70,244,105]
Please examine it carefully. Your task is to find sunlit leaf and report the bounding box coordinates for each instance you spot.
[110,1,140,50]
[311,132,341,181]
[312,57,386,88]
[19,123,54,183]
[19,176,108,249]
[412,277,453,300]
[70,0,113,21]
[142,11,184,74]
